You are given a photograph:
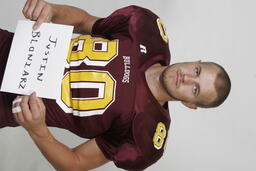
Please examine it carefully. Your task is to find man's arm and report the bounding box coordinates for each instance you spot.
[23,0,100,34]
[12,93,109,171]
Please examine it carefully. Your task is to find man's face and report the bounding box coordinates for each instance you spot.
[160,61,219,106]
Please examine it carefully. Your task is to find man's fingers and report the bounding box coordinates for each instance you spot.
[12,93,46,131]
[25,0,39,19]
[17,110,26,123]
[12,97,22,105]
[37,97,46,114]
[33,8,49,30]
[22,0,51,30]
[20,95,30,108]
[12,106,22,113]
[20,95,33,121]
[22,0,32,17]
[29,92,41,119]
[13,112,25,124]
[12,96,25,123]
[32,0,47,21]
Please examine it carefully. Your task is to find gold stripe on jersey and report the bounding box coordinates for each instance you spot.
[157,18,169,43]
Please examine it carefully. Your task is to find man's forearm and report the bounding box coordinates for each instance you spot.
[51,4,99,34]
[12,93,107,170]
[28,126,82,171]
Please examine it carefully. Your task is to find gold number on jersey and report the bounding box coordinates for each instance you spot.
[59,35,118,116]
[67,35,118,66]
[61,71,115,112]
[153,122,167,150]
[157,18,169,43]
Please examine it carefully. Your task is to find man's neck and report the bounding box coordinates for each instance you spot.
[145,63,175,106]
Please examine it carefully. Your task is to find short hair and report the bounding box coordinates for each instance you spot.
[196,62,231,108]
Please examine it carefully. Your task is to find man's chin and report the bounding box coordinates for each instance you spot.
[165,89,181,101]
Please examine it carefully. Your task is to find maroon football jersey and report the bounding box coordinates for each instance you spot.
[0,6,171,170]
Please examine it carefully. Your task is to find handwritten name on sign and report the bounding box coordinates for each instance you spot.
[19,31,58,89]
[0,20,73,99]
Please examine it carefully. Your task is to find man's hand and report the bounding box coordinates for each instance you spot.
[23,0,99,34]
[12,92,47,136]
[23,0,53,30]
[12,92,109,170]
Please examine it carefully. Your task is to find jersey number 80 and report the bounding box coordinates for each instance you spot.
[59,35,118,117]
[58,18,168,118]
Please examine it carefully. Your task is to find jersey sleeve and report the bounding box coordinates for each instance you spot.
[92,5,160,38]
[91,5,139,39]
[92,5,170,66]
[95,136,150,170]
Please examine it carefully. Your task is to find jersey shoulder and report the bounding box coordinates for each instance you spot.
[130,72,171,169]
[92,5,165,40]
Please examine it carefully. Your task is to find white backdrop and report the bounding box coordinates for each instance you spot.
[0,0,255,171]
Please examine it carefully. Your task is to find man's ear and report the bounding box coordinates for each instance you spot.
[181,101,198,109]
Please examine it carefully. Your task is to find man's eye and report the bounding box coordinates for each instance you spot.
[194,67,200,76]
[192,86,198,95]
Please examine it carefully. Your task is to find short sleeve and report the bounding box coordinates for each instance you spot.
[95,136,149,171]
[91,5,171,66]
[92,6,146,39]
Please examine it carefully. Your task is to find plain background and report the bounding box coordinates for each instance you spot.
[0,0,255,171]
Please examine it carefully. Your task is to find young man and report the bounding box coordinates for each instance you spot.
[0,0,231,170]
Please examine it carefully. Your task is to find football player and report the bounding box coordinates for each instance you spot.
[0,0,231,170]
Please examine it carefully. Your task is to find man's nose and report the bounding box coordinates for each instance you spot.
[182,74,198,84]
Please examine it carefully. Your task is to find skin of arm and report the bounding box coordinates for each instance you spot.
[23,0,100,34]
[13,93,109,171]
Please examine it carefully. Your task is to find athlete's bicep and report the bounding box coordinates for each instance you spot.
[72,138,109,170]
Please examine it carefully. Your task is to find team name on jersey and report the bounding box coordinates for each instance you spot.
[122,56,131,83]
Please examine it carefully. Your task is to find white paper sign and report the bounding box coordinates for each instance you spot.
[0,20,74,99]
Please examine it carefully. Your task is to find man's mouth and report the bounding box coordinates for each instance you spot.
[176,69,183,88]
[176,70,180,87]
